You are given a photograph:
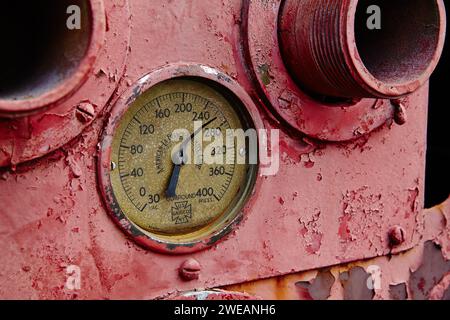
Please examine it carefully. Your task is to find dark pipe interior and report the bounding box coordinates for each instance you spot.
[355,0,441,85]
[0,0,92,101]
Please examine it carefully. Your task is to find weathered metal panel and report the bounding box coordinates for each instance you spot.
[225,198,450,300]
[0,0,446,300]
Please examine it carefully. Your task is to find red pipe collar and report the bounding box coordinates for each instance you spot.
[279,0,447,99]
[0,0,105,118]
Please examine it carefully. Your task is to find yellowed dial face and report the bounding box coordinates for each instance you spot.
[110,78,257,241]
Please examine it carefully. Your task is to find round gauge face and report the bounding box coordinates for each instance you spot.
[109,78,257,242]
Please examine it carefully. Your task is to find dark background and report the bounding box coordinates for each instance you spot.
[425,3,450,207]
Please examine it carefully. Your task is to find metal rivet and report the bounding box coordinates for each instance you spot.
[179,258,201,281]
[388,226,406,247]
[391,99,407,126]
[75,102,95,123]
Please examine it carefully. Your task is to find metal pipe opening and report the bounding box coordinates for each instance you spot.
[279,0,446,99]
[0,0,104,117]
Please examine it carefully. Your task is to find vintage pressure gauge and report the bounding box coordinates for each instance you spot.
[98,65,261,254]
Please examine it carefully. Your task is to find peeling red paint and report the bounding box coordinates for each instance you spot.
[225,198,450,300]
[298,210,323,255]
[0,0,446,300]
[0,0,130,166]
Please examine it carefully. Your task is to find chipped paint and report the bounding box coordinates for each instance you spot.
[225,198,450,300]
[0,0,446,300]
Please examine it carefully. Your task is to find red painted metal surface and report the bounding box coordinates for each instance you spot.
[279,0,446,99]
[225,197,450,300]
[244,0,395,141]
[0,1,130,167]
[0,0,106,117]
[0,0,447,300]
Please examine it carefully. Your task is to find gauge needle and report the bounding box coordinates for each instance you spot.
[165,154,183,199]
[165,117,218,198]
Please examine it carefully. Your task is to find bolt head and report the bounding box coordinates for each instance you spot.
[75,102,95,123]
[179,258,201,281]
[389,226,406,247]
[391,99,408,126]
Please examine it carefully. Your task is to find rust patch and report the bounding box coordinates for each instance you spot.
[389,283,408,300]
[258,64,271,86]
[295,269,335,300]
[340,267,375,300]
[443,288,450,300]
[410,241,450,300]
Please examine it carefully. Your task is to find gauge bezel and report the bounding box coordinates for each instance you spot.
[97,64,264,254]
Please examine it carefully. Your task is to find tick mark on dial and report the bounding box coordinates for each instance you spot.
[133,117,142,125]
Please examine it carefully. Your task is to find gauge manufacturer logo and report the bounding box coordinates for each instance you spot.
[171,201,193,225]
